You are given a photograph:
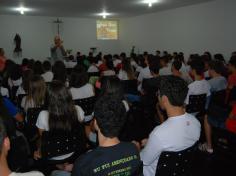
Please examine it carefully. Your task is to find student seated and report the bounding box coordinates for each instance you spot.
[21,75,46,112]
[0,93,23,123]
[41,61,53,83]
[185,58,211,106]
[171,60,192,85]
[199,105,236,154]
[72,95,143,176]
[0,119,44,176]
[35,81,85,160]
[208,60,227,93]
[16,69,34,98]
[140,76,201,176]
[0,77,9,98]
[118,58,136,81]
[226,56,236,103]
[87,57,99,73]
[137,55,153,91]
[100,55,116,76]
[159,56,172,76]
[69,65,95,100]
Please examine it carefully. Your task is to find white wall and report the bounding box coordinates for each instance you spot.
[0,15,121,63]
[1,0,236,63]
[120,0,236,60]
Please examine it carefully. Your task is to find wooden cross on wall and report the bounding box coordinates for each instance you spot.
[53,18,63,36]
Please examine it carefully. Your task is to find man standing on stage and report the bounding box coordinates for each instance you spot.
[50,36,66,63]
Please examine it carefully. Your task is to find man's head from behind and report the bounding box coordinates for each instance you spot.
[159,76,188,110]
[190,58,205,76]
[0,119,10,157]
[94,95,126,138]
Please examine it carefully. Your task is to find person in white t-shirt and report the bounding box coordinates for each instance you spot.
[87,57,99,73]
[118,58,136,81]
[185,58,211,105]
[140,76,201,176]
[101,55,116,76]
[172,60,192,85]
[69,65,95,100]
[137,55,153,91]
[8,64,22,89]
[113,54,122,68]
[41,61,53,83]
[35,81,85,161]
[21,75,46,112]
[16,69,34,98]
[159,56,172,76]
[0,119,44,176]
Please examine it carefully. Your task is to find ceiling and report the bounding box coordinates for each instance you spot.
[0,0,214,18]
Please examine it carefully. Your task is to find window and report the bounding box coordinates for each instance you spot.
[96,20,118,40]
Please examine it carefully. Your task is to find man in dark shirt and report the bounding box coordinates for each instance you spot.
[72,95,143,176]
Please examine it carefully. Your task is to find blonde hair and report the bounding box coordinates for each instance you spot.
[26,75,46,108]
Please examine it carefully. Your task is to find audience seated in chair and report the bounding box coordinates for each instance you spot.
[34,81,85,167]
[41,61,53,83]
[69,65,95,100]
[156,142,198,176]
[21,75,46,112]
[185,58,211,113]
[72,95,143,176]
[199,57,236,154]
[140,76,201,176]
[0,119,44,176]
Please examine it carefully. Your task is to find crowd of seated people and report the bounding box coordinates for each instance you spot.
[0,47,236,176]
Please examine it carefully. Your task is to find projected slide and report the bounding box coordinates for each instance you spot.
[97,20,118,40]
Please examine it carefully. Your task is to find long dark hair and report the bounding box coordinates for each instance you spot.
[122,58,135,80]
[99,76,124,100]
[52,61,67,83]
[47,81,78,131]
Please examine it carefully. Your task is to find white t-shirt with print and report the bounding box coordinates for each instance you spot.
[70,83,94,100]
[141,113,201,176]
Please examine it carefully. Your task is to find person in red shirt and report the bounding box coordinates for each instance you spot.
[225,56,236,104]
[0,48,6,72]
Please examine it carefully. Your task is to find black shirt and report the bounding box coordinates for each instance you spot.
[72,142,143,176]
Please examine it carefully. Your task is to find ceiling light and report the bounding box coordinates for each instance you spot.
[14,6,31,15]
[98,11,111,19]
[142,0,158,7]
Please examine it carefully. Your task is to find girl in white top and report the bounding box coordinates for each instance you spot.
[101,55,116,76]
[35,81,85,161]
[8,64,22,88]
[41,61,54,83]
[21,75,46,112]
[118,58,136,81]
[69,65,95,100]
[16,69,34,98]
[87,55,100,73]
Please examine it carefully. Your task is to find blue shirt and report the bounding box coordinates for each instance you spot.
[3,97,18,117]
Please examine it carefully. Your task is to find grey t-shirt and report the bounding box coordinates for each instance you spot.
[208,76,227,92]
